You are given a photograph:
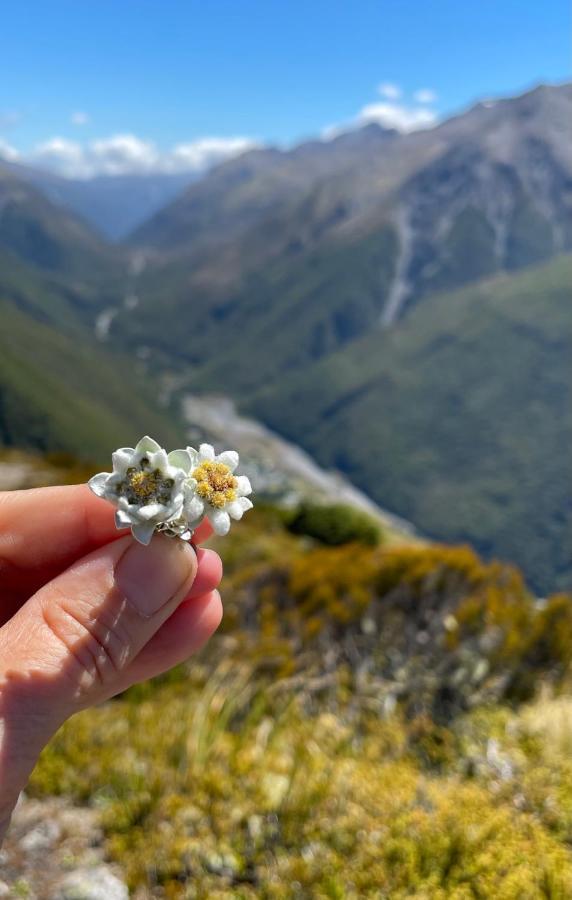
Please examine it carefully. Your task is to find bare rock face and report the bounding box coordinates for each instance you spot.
[1,796,128,900]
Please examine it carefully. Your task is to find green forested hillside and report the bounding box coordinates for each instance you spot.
[247,257,572,592]
[0,249,181,461]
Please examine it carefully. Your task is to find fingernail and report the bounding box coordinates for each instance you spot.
[115,535,195,618]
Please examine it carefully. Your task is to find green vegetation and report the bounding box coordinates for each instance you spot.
[0,169,123,284]
[287,501,382,546]
[249,256,572,593]
[0,250,181,462]
[30,503,572,897]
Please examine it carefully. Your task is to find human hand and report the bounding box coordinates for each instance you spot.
[0,484,223,841]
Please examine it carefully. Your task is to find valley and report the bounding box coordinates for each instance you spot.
[0,82,570,591]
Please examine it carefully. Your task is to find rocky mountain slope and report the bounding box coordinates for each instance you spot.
[118,83,572,362]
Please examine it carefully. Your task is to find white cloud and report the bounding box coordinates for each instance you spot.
[323,82,440,140]
[33,137,87,175]
[358,101,437,132]
[25,133,259,178]
[170,137,257,171]
[71,111,90,126]
[413,88,437,104]
[0,138,19,162]
[378,82,402,100]
[89,134,159,175]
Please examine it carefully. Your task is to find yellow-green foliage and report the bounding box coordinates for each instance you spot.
[24,500,572,898]
[31,674,572,899]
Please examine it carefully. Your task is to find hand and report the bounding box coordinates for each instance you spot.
[0,484,223,841]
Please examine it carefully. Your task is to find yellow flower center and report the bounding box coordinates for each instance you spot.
[193,460,237,509]
[128,470,161,500]
[122,464,174,505]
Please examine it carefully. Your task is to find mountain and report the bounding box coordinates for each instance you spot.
[0,164,182,458]
[110,84,572,591]
[0,248,181,460]
[16,168,197,241]
[1,84,570,589]
[116,84,572,369]
[0,163,127,335]
[0,156,199,241]
[249,255,572,593]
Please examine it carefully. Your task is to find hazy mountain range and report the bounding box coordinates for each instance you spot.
[1,159,197,240]
[0,82,570,590]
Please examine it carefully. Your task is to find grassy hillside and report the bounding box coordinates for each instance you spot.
[23,500,572,898]
[0,250,181,461]
[0,167,124,285]
[247,257,572,593]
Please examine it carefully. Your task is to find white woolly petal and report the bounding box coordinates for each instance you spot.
[186,447,200,467]
[198,443,215,462]
[217,450,239,472]
[88,472,112,497]
[148,448,169,471]
[131,521,156,545]
[134,436,162,456]
[184,478,198,497]
[137,502,167,521]
[106,472,123,490]
[167,468,187,488]
[168,449,193,473]
[208,508,231,536]
[112,449,133,475]
[115,510,132,528]
[163,499,184,521]
[235,475,252,497]
[228,497,253,520]
[185,494,205,522]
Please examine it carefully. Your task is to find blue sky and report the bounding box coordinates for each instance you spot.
[0,0,569,177]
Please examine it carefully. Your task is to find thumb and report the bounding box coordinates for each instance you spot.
[0,534,197,836]
[3,533,198,715]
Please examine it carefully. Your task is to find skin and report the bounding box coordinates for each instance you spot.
[0,485,223,843]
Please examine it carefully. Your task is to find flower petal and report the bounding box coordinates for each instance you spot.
[168,448,193,473]
[235,475,252,497]
[198,443,215,462]
[131,521,157,545]
[149,448,169,471]
[115,510,132,528]
[135,436,162,456]
[217,450,239,472]
[208,508,231,536]
[186,447,200,468]
[227,497,253,520]
[112,449,133,474]
[88,472,112,497]
[185,494,205,522]
[138,502,167,521]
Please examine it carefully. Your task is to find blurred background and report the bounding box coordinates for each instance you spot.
[1,1,571,896]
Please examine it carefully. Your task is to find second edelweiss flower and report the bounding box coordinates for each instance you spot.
[184,443,253,536]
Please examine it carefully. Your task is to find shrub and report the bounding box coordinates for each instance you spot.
[287,502,382,547]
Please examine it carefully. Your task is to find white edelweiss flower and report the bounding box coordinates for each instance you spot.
[182,442,253,536]
[88,436,193,545]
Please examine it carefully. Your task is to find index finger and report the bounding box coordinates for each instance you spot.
[0,484,213,597]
